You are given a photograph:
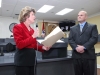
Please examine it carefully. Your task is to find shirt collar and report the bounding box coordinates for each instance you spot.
[79,21,86,27]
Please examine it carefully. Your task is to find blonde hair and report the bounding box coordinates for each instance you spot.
[18,6,35,23]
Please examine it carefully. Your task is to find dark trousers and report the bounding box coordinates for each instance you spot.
[15,66,35,75]
[73,59,96,75]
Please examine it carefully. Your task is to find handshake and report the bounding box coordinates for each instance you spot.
[42,46,51,51]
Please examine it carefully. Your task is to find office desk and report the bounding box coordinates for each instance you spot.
[0,53,74,75]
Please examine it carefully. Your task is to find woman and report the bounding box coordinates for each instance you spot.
[13,6,50,75]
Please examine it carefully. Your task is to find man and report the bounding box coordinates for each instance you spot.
[68,11,98,75]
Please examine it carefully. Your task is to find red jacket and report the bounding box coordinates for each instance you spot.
[13,22,44,52]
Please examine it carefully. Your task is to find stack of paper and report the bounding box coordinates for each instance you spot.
[38,26,64,47]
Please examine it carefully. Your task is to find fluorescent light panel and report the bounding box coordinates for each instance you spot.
[0,0,2,7]
[37,5,54,13]
[56,8,74,15]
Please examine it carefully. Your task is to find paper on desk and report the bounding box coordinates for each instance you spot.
[38,26,64,46]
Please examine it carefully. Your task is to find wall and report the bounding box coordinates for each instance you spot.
[0,16,18,38]
[0,16,36,38]
[0,16,57,38]
[87,15,100,34]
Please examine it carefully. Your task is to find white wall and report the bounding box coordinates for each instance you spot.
[0,16,58,38]
[0,16,36,38]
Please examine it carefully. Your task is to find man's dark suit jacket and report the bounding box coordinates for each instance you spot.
[68,22,98,59]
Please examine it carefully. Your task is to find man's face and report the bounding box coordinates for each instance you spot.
[77,11,87,23]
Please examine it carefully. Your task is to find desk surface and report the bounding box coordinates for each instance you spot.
[0,52,72,66]
[0,42,15,45]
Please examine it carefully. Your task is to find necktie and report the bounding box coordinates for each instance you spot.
[80,24,83,32]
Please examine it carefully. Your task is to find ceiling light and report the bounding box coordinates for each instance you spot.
[37,5,54,13]
[56,8,74,15]
[0,0,2,8]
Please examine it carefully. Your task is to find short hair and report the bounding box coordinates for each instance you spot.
[79,10,87,16]
[18,6,35,23]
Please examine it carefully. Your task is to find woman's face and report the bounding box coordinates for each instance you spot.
[27,11,36,24]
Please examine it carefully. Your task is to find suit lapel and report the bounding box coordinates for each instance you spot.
[76,24,81,35]
[80,22,88,35]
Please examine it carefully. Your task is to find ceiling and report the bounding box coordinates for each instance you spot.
[0,0,100,22]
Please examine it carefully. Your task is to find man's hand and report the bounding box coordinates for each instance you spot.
[76,45,85,53]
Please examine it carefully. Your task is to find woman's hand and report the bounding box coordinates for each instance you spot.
[32,29,39,38]
[42,46,51,51]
